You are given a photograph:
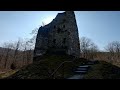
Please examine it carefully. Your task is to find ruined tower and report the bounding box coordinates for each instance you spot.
[34,11,80,59]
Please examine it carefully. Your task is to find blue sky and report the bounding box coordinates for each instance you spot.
[0,11,120,51]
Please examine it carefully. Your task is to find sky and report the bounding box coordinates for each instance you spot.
[0,11,120,51]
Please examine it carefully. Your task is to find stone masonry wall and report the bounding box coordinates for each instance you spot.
[34,11,80,58]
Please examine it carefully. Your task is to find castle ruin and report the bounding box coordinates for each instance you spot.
[34,11,80,58]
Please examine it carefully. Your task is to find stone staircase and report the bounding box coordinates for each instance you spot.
[68,61,98,79]
[74,65,89,74]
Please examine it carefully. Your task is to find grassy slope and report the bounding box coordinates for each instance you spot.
[3,54,120,79]
[84,61,120,79]
[6,54,88,79]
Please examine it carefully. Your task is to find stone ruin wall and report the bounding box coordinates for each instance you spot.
[34,11,80,58]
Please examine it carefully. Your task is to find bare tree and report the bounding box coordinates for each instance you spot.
[112,41,120,59]
[29,27,39,50]
[20,39,33,66]
[20,40,27,66]
[14,40,21,59]
[10,39,22,69]
[2,42,14,69]
[80,37,91,58]
[105,41,120,62]
[89,43,99,59]
[0,47,6,68]
[0,27,39,70]
[80,37,99,59]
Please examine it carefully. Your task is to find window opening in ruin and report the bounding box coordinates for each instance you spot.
[63,25,65,28]
[63,19,66,23]
[68,32,70,35]
[63,38,66,44]
[53,39,56,44]
[54,26,56,29]
[57,28,61,33]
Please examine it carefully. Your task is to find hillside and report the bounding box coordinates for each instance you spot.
[6,54,88,79]
[2,54,120,79]
[84,61,120,79]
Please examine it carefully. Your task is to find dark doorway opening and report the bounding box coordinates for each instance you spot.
[63,38,66,44]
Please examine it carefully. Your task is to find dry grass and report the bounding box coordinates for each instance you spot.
[5,54,88,79]
[0,70,18,79]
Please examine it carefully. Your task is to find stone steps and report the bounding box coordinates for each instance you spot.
[78,65,90,68]
[74,70,87,74]
[76,67,88,71]
[67,75,84,79]
[74,65,89,74]
[67,61,97,79]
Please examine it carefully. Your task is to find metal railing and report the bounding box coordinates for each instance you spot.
[49,58,76,79]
